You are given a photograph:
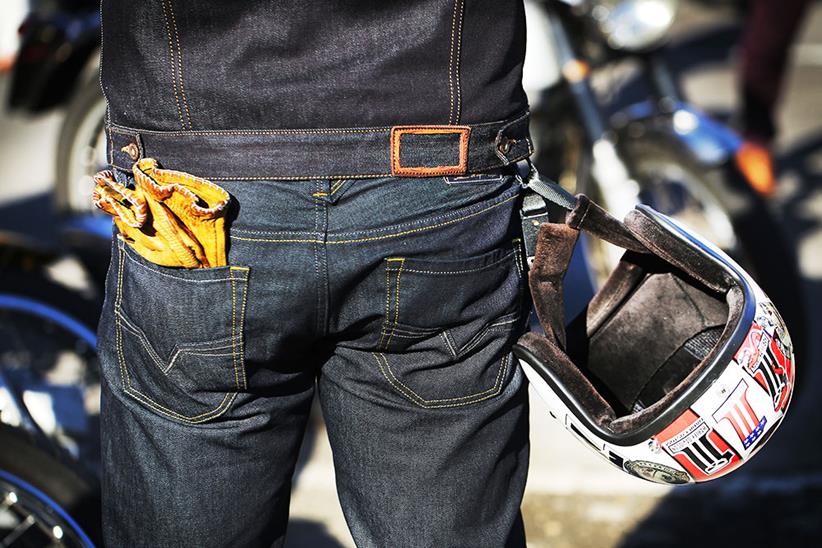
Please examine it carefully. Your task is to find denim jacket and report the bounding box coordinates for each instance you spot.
[100,0,533,180]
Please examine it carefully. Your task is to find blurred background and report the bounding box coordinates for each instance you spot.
[0,0,820,546]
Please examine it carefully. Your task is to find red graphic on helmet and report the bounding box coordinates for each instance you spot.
[737,322,792,412]
[712,380,766,449]
[656,410,741,481]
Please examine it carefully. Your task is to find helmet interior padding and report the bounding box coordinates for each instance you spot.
[518,199,748,437]
[566,252,729,417]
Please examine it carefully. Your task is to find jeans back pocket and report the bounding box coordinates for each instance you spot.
[374,240,526,408]
[112,235,250,424]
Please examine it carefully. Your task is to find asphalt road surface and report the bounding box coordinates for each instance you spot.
[2,2,822,547]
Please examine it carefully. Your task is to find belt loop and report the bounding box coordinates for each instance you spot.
[495,111,533,165]
[108,128,144,172]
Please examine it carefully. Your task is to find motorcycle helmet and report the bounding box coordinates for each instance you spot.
[514,186,795,485]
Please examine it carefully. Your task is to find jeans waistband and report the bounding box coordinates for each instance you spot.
[105,112,533,180]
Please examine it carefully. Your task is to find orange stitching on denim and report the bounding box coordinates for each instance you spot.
[232,266,250,389]
[117,315,236,374]
[230,273,240,390]
[116,310,238,424]
[233,193,519,246]
[113,238,242,424]
[372,352,510,408]
[453,0,465,123]
[378,265,390,349]
[108,125,392,136]
[159,0,185,129]
[209,173,392,181]
[390,126,470,177]
[126,388,237,424]
[164,0,192,128]
[448,0,458,123]
[384,259,405,348]
[396,254,514,276]
[330,179,345,195]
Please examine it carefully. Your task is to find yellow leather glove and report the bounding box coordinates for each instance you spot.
[92,158,230,268]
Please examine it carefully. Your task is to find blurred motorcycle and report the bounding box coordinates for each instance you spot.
[7,0,105,218]
[524,0,806,361]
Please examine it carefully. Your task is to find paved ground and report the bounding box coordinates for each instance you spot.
[2,2,822,546]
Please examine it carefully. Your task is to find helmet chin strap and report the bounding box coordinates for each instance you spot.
[517,159,649,349]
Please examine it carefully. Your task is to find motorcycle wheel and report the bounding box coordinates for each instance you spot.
[0,263,102,461]
[0,425,100,547]
[54,76,107,215]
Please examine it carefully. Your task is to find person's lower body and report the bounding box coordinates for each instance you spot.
[735,0,811,195]
[97,169,531,547]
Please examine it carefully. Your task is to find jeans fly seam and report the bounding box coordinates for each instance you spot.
[159,0,186,130]
[372,352,509,408]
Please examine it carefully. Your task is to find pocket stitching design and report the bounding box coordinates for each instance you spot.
[457,310,521,358]
[378,258,405,350]
[230,266,250,391]
[117,314,237,375]
[113,239,249,425]
[372,351,510,409]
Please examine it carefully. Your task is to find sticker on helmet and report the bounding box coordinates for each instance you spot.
[736,321,792,412]
[624,460,690,485]
[656,410,741,481]
[753,335,791,412]
[712,379,766,450]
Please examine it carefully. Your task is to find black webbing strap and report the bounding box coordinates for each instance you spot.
[516,160,648,266]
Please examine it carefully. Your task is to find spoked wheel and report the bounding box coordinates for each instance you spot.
[0,468,96,547]
[55,76,108,215]
[0,268,102,546]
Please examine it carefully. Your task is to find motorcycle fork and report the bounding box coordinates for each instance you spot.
[545,4,638,221]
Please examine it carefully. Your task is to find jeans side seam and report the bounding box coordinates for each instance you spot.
[372,352,510,408]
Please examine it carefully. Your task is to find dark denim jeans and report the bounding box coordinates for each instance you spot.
[97,168,531,547]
